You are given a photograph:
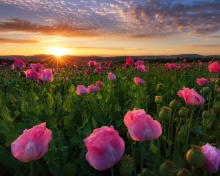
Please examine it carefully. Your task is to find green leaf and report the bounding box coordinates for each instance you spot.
[149,141,157,154]
[191,124,203,135]
[0,146,21,170]
[96,92,102,100]
[70,135,84,146]
[91,116,97,128]
[61,163,76,176]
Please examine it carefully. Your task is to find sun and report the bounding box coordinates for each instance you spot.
[47,47,68,57]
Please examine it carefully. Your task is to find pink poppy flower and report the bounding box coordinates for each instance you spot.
[11,122,52,162]
[75,85,88,95]
[137,64,147,73]
[87,84,99,93]
[84,70,90,75]
[11,58,26,70]
[84,126,125,171]
[210,78,217,82]
[124,109,162,141]
[135,60,144,66]
[126,57,134,66]
[167,63,177,69]
[39,69,54,82]
[93,69,100,75]
[208,61,220,73]
[88,61,97,67]
[24,69,39,80]
[95,81,103,87]
[134,77,145,84]
[196,78,209,86]
[30,63,43,72]
[202,143,220,173]
[108,72,116,80]
[177,87,205,106]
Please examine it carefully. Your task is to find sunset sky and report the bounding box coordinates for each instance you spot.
[0,0,220,56]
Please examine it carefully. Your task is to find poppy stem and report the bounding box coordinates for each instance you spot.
[140,142,146,174]
[30,161,34,176]
[111,166,115,176]
[203,170,212,176]
[186,107,195,149]
[132,142,137,176]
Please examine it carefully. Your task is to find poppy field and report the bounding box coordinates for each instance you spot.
[0,57,220,176]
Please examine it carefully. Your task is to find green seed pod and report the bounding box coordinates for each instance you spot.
[178,107,189,118]
[186,145,205,168]
[176,168,192,176]
[119,155,134,176]
[215,78,220,85]
[169,99,181,110]
[213,101,220,113]
[202,110,210,119]
[155,96,163,104]
[159,160,176,176]
[156,83,164,93]
[174,117,179,123]
[200,87,211,96]
[159,106,172,122]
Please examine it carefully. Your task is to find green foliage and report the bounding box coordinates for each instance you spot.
[0,60,220,175]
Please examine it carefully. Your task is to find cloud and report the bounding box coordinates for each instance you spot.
[0,0,220,38]
[0,37,39,44]
[120,0,220,37]
[0,19,99,37]
[192,44,220,47]
[67,46,145,51]
[208,35,220,39]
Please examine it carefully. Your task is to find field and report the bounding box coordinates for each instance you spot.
[0,57,220,176]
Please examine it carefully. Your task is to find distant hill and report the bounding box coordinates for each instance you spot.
[0,54,220,65]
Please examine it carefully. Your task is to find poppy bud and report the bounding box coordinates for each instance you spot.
[119,155,134,176]
[169,99,181,110]
[215,78,220,85]
[186,145,205,168]
[178,107,189,118]
[213,101,220,113]
[202,110,210,119]
[155,96,163,104]
[176,168,192,176]
[200,87,211,97]
[156,83,164,93]
[159,106,172,122]
[159,160,176,176]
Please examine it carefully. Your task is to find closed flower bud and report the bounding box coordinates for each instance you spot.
[215,78,220,85]
[213,101,220,113]
[169,99,181,109]
[186,145,205,168]
[155,96,163,104]
[119,155,134,176]
[178,107,189,118]
[202,110,210,119]
[174,117,180,123]
[200,87,211,96]
[176,168,192,176]
[156,83,164,93]
[159,106,172,122]
[159,160,176,176]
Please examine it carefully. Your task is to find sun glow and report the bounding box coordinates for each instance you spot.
[47,47,68,57]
